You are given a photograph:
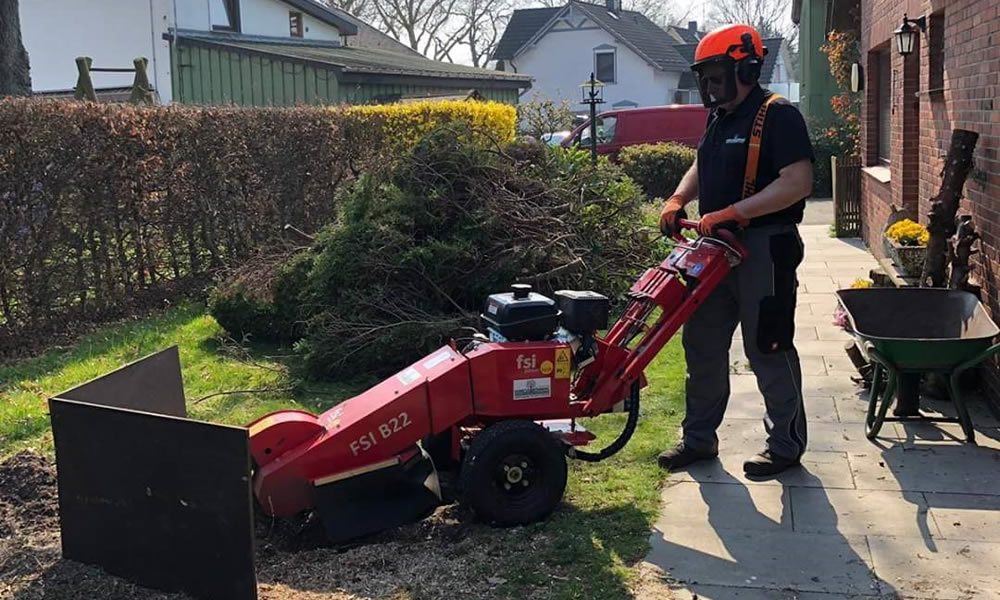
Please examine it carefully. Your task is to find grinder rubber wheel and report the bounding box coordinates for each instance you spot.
[460,420,567,525]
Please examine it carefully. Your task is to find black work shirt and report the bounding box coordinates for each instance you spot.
[697,85,815,227]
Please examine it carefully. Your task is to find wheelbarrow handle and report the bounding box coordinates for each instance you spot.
[953,341,1000,376]
[862,343,892,370]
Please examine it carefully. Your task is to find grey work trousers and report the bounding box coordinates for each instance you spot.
[681,223,807,460]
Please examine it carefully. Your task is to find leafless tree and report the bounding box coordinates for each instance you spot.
[0,0,32,96]
[359,0,465,60]
[452,0,514,66]
[629,0,695,28]
[707,0,792,38]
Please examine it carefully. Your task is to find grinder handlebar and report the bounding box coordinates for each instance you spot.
[674,218,742,247]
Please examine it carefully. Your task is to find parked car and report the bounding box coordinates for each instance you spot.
[561,104,710,159]
[540,130,572,146]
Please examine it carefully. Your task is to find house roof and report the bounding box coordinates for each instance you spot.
[665,24,703,44]
[760,38,783,83]
[282,0,359,35]
[493,1,687,71]
[175,31,531,85]
[571,2,688,70]
[673,38,786,89]
[320,4,423,56]
[493,7,561,61]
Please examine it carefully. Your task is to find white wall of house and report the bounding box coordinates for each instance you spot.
[19,0,348,104]
[20,0,175,102]
[238,0,342,41]
[177,0,211,29]
[512,13,677,111]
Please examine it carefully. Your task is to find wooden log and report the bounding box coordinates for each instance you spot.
[949,215,980,292]
[921,129,979,288]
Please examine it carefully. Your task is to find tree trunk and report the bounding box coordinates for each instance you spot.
[948,215,980,293]
[0,0,33,96]
[920,129,979,287]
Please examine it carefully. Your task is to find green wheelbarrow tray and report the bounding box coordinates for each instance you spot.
[835,287,1000,444]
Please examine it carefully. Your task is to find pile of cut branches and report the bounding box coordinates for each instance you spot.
[211,124,660,379]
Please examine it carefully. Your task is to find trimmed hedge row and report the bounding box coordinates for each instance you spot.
[618,142,696,201]
[0,98,516,357]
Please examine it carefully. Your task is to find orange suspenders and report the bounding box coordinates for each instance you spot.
[741,93,786,200]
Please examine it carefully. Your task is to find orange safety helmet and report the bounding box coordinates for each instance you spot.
[690,24,768,108]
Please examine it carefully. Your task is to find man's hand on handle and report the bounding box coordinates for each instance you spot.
[659,194,688,236]
[698,205,749,236]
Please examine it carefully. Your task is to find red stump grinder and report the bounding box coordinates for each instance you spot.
[247,221,748,543]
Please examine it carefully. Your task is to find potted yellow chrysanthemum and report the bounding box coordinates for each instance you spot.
[883,218,929,277]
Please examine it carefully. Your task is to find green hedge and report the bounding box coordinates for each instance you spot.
[618,143,696,200]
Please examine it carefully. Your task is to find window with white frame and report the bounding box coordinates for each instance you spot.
[877,50,891,165]
[595,50,616,84]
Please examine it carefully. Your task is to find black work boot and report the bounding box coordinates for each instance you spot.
[657,443,718,471]
[743,450,801,478]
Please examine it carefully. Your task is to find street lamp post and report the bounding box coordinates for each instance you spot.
[580,72,605,166]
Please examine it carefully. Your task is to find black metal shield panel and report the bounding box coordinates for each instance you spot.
[48,397,257,600]
[54,346,186,417]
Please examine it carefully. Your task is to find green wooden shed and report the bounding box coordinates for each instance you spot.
[169,31,531,107]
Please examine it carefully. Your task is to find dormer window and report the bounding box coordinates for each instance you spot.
[212,0,241,32]
[290,11,304,37]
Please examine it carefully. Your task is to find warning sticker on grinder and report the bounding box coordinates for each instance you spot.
[513,377,551,400]
[554,348,571,379]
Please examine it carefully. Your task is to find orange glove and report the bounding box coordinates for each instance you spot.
[698,205,750,236]
[659,194,688,236]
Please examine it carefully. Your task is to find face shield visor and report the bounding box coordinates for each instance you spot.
[691,57,738,109]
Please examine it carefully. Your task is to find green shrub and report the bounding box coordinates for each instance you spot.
[209,252,313,342]
[618,143,696,200]
[344,99,516,154]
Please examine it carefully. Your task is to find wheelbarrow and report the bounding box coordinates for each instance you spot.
[835,287,1000,444]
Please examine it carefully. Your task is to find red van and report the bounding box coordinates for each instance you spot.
[561,104,710,158]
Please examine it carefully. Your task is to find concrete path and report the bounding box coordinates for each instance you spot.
[644,216,1000,599]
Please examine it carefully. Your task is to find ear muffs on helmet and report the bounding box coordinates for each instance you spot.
[734,33,765,85]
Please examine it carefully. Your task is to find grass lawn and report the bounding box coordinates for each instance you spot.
[0,303,687,599]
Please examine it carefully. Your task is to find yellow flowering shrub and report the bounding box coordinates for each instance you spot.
[886,219,930,246]
[850,278,874,288]
[340,100,517,154]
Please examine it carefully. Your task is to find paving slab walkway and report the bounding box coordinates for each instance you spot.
[643,214,1000,600]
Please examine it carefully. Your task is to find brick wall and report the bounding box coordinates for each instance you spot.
[859,0,1000,397]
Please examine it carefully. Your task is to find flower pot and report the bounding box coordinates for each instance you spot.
[884,238,926,277]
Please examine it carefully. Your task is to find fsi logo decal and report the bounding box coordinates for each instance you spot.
[516,354,538,371]
[513,378,551,400]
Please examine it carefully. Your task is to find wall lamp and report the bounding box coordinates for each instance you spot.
[895,13,926,56]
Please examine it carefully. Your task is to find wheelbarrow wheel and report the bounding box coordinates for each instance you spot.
[460,420,567,526]
[866,364,898,440]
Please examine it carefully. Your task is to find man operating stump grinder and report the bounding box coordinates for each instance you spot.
[657,24,815,477]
